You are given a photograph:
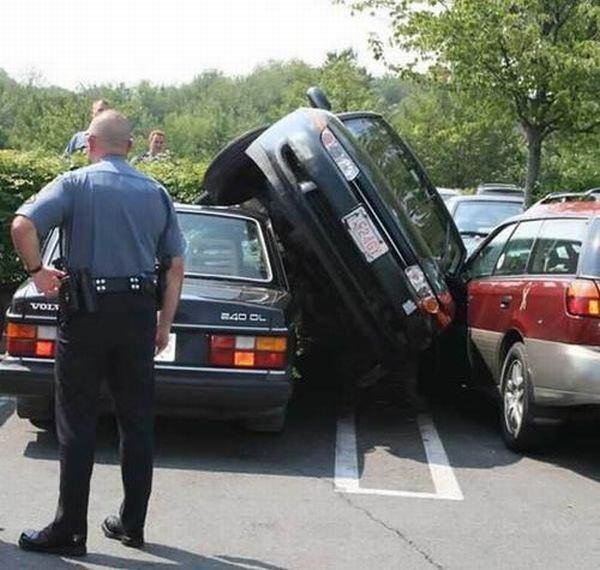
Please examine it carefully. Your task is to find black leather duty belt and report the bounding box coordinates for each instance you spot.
[93,275,157,294]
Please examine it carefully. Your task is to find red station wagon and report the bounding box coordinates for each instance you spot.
[465,201,600,450]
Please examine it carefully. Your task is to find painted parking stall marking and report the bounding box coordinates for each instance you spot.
[335,412,463,501]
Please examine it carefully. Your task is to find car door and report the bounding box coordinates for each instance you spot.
[467,220,543,380]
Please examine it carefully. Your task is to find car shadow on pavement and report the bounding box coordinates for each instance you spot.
[354,383,600,484]
[0,538,289,569]
[0,399,15,429]
[22,388,339,481]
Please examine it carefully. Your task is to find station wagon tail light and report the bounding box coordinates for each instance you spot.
[208,334,288,369]
[321,128,360,181]
[5,323,57,358]
[567,279,600,318]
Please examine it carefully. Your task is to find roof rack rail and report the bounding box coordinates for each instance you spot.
[536,191,596,205]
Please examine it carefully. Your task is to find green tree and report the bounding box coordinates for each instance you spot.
[392,84,524,190]
[341,0,600,205]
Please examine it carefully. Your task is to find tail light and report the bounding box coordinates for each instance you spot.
[209,334,288,370]
[404,265,454,329]
[5,323,57,358]
[567,279,600,318]
[321,128,360,181]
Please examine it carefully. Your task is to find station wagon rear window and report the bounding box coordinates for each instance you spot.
[179,212,272,282]
[343,116,462,274]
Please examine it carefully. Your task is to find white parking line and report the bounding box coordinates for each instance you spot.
[334,412,463,501]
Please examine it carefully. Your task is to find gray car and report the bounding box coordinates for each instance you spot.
[445,195,524,254]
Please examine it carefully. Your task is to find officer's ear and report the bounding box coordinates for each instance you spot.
[126,137,133,154]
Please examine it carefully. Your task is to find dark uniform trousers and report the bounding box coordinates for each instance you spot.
[53,292,157,536]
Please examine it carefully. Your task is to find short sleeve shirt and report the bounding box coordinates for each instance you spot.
[16,156,185,278]
[64,131,87,155]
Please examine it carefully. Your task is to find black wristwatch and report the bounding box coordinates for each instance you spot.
[26,263,43,275]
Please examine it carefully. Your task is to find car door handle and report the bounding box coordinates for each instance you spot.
[500,295,512,309]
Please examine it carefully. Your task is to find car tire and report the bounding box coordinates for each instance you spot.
[499,342,553,451]
[242,409,287,434]
[16,396,54,425]
[28,418,55,431]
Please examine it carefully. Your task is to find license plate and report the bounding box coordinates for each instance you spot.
[342,206,389,263]
[155,333,176,362]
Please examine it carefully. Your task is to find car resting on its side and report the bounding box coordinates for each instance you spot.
[202,105,467,392]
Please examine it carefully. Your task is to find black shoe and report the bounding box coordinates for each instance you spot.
[18,524,86,557]
[101,515,144,548]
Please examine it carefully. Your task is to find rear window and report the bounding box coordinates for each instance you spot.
[178,212,272,282]
[343,116,462,274]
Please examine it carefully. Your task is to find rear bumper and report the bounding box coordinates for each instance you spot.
[527,339,600,406]
[0,357,292,419]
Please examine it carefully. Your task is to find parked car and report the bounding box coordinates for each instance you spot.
[533,190,600,205]
[203,101,467,388]
[476,182,524,198]
[437,187,461,202]
[445,195,524,254]
[464,201,600,450]
[0,205,296,432]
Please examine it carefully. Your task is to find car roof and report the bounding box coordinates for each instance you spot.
[174,203,268,223]
[522,201,600,219]
[446,194,524,205]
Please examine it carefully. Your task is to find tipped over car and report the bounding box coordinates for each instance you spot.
[202,93,467,389]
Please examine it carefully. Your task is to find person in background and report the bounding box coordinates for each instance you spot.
[12,110,185,557]
[131,129,171,164]
[63,99,111,156]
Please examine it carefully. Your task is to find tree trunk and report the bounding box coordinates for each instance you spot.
[523,126,544,208]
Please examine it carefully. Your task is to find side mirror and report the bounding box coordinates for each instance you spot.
[306,86,332,111]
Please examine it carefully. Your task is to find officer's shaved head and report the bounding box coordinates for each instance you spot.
[86,110,132,160]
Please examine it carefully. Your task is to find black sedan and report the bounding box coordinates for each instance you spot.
[0,205,296,432]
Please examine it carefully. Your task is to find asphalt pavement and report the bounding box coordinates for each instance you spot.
[0,386,599,570]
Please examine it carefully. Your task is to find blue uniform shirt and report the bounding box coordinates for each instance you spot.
[16,156,185,278]
[64,131,87,155]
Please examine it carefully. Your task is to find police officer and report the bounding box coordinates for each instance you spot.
[11,110,185,557]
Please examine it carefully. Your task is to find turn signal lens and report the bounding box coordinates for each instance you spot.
[567,279,600,317]
[256,336,287,352]
[6,323,36,339]
[208,334,288,369]
[35,340,55,357]
[5,323,56,358]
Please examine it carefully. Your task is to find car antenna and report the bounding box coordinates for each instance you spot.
[306,86,332,111]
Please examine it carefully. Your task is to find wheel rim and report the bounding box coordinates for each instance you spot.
[503,358,525,436]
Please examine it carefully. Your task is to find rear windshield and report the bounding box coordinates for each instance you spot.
[178,212,272,282]
[453,200,523,235]
[342,116,462,274]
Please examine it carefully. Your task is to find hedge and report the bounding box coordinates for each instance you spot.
[0,150,208,284]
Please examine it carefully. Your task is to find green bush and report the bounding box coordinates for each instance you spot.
[0,150,66,283]
[0,151,207,284]
[136,156,208,204]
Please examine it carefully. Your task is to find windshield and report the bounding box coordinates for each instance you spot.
[342,116,463,275]
[453,201,523,235]
[178,212,272,282]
